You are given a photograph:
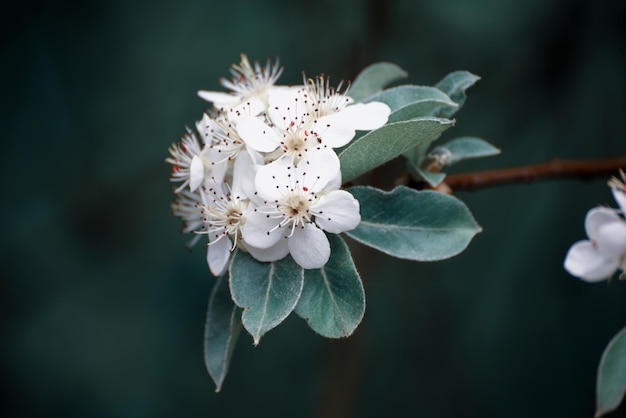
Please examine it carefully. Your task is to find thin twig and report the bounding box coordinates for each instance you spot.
[443,157,626,191]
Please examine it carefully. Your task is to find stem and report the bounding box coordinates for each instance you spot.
[443,157,626,191]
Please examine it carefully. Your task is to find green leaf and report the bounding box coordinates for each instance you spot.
[346,186,482,261]
[388,101,459,123]
[596,325,626,417]
[402,132,439,169]
[339,117,454,183]
[204,274,242,392]
[406,161,446,187]
[435,71,480,118]
[295,234,365,338]
[366,85,457,113]
[434,137,500,166]
[229,251,304,345]
[348,62,408,102]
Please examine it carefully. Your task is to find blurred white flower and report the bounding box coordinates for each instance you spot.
[170,189,204,249]
[166,128,204,193]
[564,172,626,282]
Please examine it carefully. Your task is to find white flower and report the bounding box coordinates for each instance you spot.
[194,153,259,276]
[166,128,204,193]
[301,75,391,131]
[196,112,264,168]
[241,157,360,269]
[564,172,626,282]
[197,54,283,116]
[197,182,249,276]
[170,189,204,249]
[236,106,346,169]
[236,75,390,167]
[166,126,226,193]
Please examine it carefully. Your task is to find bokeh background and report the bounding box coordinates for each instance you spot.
[3,0,625,417]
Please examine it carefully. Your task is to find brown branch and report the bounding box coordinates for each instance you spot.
[443,157,626,191]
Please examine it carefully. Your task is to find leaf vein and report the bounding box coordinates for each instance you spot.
[358,220,477,232]
[256,263,274,338]
[321,267,347,333]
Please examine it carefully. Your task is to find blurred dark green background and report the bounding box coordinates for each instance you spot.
[3,0,625,417]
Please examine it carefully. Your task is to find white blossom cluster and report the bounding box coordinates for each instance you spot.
[167,55,391,275]
[564,170,626,282]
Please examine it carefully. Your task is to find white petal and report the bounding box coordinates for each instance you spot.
[245,239,290,262]
[595,220,626,259]
[288,223,330,269]
[254,156,294,201]
[241,209,283,249]
[232,152,257,200]
[255,152,341,201]
[327,101,391,131]
[210,159,228,185]
[189,155,204,192]
[197,90,241,105]
[313,115,356,148]
[326,165,343,191]
[268,87,301,107]
[228,96,266,118]
[267,88,301,125]
[313,190,361,233]
[207,235,232,277]
[612,187,626,214]
[200,178,227,205]
[195,113,218,144]
[298,149,341,193]
[564,240,619,282]
[236,116,281,153]
[585,207,623,240]
[246,148,265,165]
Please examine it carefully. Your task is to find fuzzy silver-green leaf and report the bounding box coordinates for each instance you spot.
[406,161,446,187]
[434,136,501,166]
[295,234,365,338]
[596,325,626,417]
[366,85,457,113]
[339,117,454,183]
[204,274,242,392]
[346,186,481,261]
[229,251,303,345]
[348,62,408,102]
[435,71,480,117]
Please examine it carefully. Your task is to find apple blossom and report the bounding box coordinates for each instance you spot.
[241,157,360,269]
[166,126,227,193]
[236,76,390,169]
